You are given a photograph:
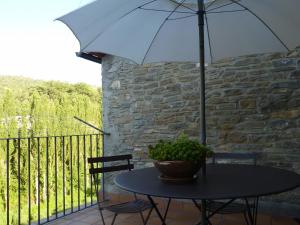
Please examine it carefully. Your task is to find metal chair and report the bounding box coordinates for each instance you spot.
[88,154,154,225]
[207,152,261,225]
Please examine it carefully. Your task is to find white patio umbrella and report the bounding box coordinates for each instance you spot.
[57,0,300,146]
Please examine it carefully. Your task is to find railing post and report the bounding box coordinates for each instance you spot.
[101,133,106,201]
[46,136,49,222]
[77,135,80,211]
[54,136,58,219]
[90,135,93,205]
[62,136,65,216]
[83,135,87,208]
[28,138,31,225]
[70,136,73,213]
[6,139,10,225]
[37,137,40,225]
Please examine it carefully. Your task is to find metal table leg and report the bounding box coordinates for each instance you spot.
[195,199,210,225]
[245,197,259,225]
[164,198,172,221]
[201,200,208,225]
[147,195,167,225]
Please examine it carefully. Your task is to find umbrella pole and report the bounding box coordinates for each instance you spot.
[197,0,207,177]
[197,0,206,146]
[197,2,208,224]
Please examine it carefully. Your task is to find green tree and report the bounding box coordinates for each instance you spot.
[0,76,102,225]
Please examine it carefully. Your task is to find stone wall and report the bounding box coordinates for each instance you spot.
[101,48,300,213]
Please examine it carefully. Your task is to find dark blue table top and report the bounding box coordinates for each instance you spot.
[115,164,300,200]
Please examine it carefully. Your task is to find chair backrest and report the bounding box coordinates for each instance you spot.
[211,152,260,165]
[88,154,134,175]
[88,154,134,209]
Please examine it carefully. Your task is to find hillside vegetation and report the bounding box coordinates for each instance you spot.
[0,76,102,137]
[0,76,102,225]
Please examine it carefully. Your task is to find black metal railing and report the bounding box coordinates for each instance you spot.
[0,133,106,225]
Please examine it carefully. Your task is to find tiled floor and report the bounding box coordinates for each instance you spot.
[48,197,299,225]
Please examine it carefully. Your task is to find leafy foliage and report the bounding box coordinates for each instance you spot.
[148,134,212,162]
[0,75,102,225]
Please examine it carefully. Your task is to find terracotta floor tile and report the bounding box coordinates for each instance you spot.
[44,200,297,225]
[272,216,299,225]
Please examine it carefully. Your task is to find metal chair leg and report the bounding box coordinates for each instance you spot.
[192,199,202,212]
[253,197,259,225]
[144,207,154,225]
[147,195,167,225]
[134,193,147,224]
[217,214,224,225]
[99,209,106,225]
[243,211,250,225]
[139,211,146,224]
[245,198,255,225]
[110,213,117,225]
[164,198,172,221]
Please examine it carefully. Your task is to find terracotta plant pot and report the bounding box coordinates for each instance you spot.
[154,160,202,182]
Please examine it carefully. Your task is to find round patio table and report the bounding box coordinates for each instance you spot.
[114,164,300,225]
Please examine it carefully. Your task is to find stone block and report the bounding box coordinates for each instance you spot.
[239,98,256,109]
[143,82,158,89]
[168,122,186,130]
[274,140,300,149]
[272,58,297,68]
[234,57,261,66]
[247,69,267,75]
[177,75,199,82]
[236,82,255,88]
[160,78,174,86]
[223,88,243,96]
[288,99,300,108]
[291,89,300,98]
[182,92,200,100]
[133,75,154,83]
[271,88,293,94]
[226,132,247,143]
[245,114,270,121]
[289,70,300,79]
[179,63,196,70]
[215,103,237,110]
[271,81,300,89]
[266,119,289,130]
[258,95,289,112]
[271,110,300,119]
[236,121,266,130]
[247,87,268,95]
[206,97,227,104]
[164,95,182,103]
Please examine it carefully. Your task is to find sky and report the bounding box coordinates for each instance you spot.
[0,0,102,86]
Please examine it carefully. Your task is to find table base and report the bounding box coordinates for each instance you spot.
[146,196,259,225]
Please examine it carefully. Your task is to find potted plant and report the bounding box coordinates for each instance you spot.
[148,134,212,182]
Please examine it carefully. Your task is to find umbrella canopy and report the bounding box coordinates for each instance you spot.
[57,0,300,146]
[57,0,300,64]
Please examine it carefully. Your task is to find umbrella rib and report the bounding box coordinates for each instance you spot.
[206,9,247,14]
[167,0,197,13]
[81,0,160,52]
[206,0,241,12]
[139,7,196,15]
[205,0,220,9]
[167,14,197,20]
[228,0,290,51]
[141,0,188,64]
[204,13,213,62]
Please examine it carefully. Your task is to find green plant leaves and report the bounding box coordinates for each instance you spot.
[148,134,212,161]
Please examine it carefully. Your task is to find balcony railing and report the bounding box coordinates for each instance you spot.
[0,133,105,225]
